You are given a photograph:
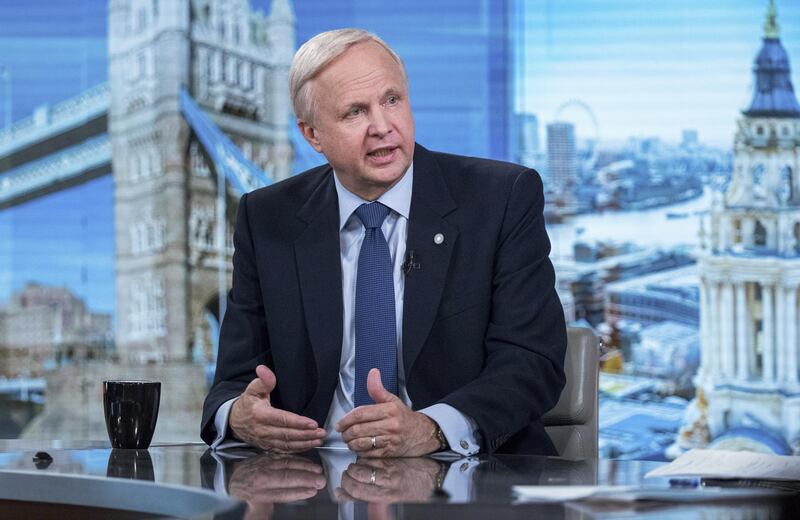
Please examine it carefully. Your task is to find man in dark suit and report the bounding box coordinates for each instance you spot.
[201,28,566,457]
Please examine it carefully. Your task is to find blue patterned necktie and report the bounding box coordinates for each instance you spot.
[353,202,398,406]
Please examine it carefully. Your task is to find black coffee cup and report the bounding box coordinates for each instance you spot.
[103,380,161,449]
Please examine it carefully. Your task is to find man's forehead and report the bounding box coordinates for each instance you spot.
[320,40,403,80]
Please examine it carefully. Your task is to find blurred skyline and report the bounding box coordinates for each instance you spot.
[519,0,800,147]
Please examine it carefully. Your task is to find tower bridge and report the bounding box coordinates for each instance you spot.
[0,0,300,442]
[0,84,110,210]
[0,0,297,364]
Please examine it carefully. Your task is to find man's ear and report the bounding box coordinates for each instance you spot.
[297,120,323,153]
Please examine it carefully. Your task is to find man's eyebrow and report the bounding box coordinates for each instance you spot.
[340,101,368,112]
[337,87,405,112]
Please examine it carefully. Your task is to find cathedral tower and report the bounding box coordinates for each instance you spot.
[693,0,800,453]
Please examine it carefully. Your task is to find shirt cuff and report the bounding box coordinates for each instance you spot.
[212,397,249,450]
[419,403,480,456]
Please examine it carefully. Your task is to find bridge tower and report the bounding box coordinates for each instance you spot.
[108,0,294,362]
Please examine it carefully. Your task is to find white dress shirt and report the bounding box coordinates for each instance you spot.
[213,163,480,456]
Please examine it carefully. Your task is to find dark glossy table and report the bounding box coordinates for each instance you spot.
[0,440,796,519]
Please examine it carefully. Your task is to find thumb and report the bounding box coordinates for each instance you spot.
[367,368,397,404]
[255,364,276,397]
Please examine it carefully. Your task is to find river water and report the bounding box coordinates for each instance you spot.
[547,188,713,259]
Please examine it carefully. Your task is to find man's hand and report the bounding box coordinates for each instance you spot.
[336,457,442,503]
[336,368,440,457]
[229,365,326,452]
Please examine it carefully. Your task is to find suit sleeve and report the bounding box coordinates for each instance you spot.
[200,192,273,445]
[441,169,567,452]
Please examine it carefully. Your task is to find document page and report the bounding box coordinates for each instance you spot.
[645,449,800,481]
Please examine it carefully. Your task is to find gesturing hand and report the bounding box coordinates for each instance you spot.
[336,368,440,457]
[229,364,326,453]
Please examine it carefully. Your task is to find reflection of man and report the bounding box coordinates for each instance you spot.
[201,28,566,457]
[211,449,480,509]
[226,453,326,520]
[336,457,446,503]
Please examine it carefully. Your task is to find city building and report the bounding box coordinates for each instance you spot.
[545,121,579,219]
[512,112,540,168]
[635,321,700,394]
[679,1,800,455]
[599,372,687,460]
[546,122,577,192]
[563,241,694,326]
[554,262,578,325]
[0,283,112,377]
[605,265,699,328]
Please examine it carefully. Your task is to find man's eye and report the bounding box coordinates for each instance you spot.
[386,95,398,105]
[347,107,363,117]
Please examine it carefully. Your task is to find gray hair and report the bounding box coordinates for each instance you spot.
[289,28,407,123]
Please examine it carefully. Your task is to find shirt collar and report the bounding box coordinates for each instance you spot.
[333,162,414,231]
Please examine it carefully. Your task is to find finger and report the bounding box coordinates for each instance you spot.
[341,418,399,443]
[339,473,376,500]
[269,457,325,474]
[265,438,326,453]
[340,472,390,502]
[255,364,277,395]
[354,457,391,470]
[334,487,357,502]
[367,368,398,404]
[243,376,268,399]
[259,406,320,430]
[345,463,386,485]
[261,487,321,503]
[336,403,392,432]
[247,468,326,490]
[347,435,392,454]
[260,423,326,442]
[273,469,327,489]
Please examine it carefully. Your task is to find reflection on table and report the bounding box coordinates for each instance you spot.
[0,441,795,519]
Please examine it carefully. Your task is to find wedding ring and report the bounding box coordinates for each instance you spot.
[370,468,377,485]
[370,436,377,450]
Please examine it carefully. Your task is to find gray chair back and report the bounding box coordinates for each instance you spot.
[543,327,599,461]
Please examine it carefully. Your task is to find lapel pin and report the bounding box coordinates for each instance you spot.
[433,233,444,245]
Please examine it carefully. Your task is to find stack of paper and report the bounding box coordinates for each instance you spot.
[512,485,781,503]
[644,449,800,481]
[513,449,799,504]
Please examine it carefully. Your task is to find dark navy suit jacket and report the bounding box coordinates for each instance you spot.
[201,144,567,455]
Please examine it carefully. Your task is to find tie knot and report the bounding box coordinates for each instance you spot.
[354,202,390,229]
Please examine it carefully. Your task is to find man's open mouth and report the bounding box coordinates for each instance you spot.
[367,147,396,157]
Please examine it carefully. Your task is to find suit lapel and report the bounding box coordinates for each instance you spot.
[294,170,343,424]
[403,146,458,380]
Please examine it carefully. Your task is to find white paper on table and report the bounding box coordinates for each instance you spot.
[645,449,800,481]
[512,485,782,503]
[512,485,636,502]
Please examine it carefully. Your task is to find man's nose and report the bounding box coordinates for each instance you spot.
[367,109,392,137]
